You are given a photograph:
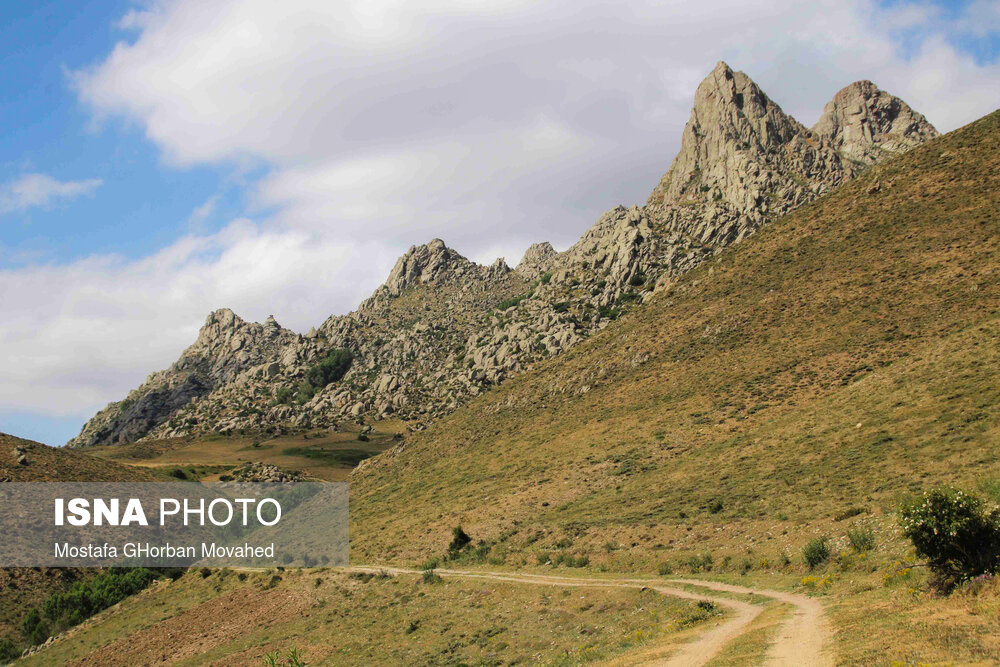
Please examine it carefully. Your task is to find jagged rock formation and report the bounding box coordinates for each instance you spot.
[68,62,938,448]
[647,62,937,246]
[515,242,557,280]
[812,80,939,166]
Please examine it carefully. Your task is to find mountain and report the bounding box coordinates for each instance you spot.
[348,108,999,567]
[0,432,156,482]
[68,62,938,448]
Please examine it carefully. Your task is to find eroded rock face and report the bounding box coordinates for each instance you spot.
[69,62,938,448]
[646,62,937,247]
[515,242,557,280]
[812,80,939,166]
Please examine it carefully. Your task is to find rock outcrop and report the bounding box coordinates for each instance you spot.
[515,242,557,280]
[812,79,939,166]
[69,62,938,448]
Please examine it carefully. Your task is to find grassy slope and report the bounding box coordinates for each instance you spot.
[347,112,1000,662]
[19,568,713,666]
[0,433,160,646]
[0,432,160,482]
[351,110,1000,563]
[85,422,403,481]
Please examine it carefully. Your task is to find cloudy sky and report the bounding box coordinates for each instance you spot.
[1,0,998,445]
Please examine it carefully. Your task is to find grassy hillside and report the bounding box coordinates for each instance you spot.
[0,432,160,482]
[85,421,403,481]
[351,110,1000,567]
[18,568,716,666]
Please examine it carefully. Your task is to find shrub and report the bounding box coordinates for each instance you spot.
[847,526,876,553]
[553,302,569,313]
[540,272,552,285]
[448,526,472,554]
[31,568,156,642]
[803,537,831,569]
[305,349,354,389]
[901,487,1000,590]
[497,292,532,310]
[685,552,713,572]
[422,569,442,584]
[598,305,620,320]
[274,387,294,405]
[707,499,724,514]
[617,291,640,304]
[0,638,17,661]
[22,608,48,646]
[657,562,674,576]
[169,468,188,480]
[834,506,867,521]
[629,272,647,287]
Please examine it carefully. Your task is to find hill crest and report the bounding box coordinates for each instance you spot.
[68,62,938,448]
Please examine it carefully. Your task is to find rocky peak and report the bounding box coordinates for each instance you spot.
[515,242,557,280]
[811,80,939,165]
[648,61,805,210]
[197,308,244,342]
[384,239,466,296]
[69,62,940,450]
[382,239,512,296]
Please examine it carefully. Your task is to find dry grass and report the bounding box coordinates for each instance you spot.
[19,568,712,666]
[86,421,404,481]
[347,111,1000,661]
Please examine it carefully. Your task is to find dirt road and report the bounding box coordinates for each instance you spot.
[349,566,832,666]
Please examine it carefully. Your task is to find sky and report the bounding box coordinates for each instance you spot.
[1,0,998,446]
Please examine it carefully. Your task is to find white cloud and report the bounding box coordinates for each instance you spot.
[5,0,1000,435]
[186,194,220,229]
[0,220,400,420]
[0,173,103,214]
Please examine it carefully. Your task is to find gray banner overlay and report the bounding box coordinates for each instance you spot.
[0,482,348,567]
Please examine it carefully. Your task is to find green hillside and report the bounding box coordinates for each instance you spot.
[346,110,1000,662]
[352,110,1000,567]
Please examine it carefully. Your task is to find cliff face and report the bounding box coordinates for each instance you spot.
[69,62,939,448]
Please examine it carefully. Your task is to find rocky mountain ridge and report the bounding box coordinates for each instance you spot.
[67,61,938,448]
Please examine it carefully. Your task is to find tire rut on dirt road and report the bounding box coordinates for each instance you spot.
[347,567,832,666]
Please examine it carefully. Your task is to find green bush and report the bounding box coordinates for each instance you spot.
[497,292,532,310]
[901,488,1000,590]
[25,568,157,644]
[448,526,472,554]
[422,569,442,584]
[803,537,831,569]
[685,552,713,572]
[657,562,674,576]
[22,608,48,646]
[305,348,354,389]
[0,638,18,661]
[598,305,620,320]
[539,272,552,285]
[847,526,876,552]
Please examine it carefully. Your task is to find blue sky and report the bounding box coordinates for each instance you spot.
[1,0,998,446]
[0,1,245,266]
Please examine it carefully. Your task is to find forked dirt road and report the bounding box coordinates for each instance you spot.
[349,566,833,666]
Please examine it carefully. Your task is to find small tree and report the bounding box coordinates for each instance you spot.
[901,488,1000,591]
[305,349,354,389]
[448,526,472,554]
[803,537,831,569]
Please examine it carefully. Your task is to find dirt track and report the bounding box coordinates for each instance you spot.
[350,566,832,666]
